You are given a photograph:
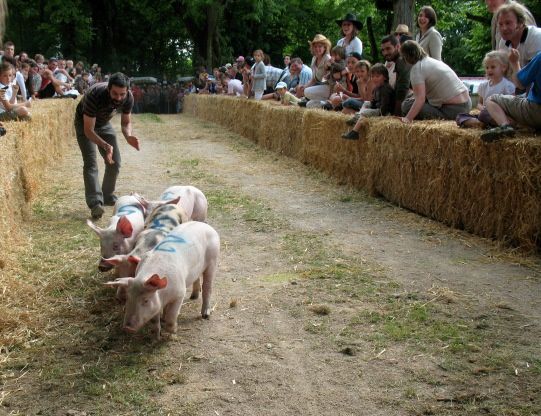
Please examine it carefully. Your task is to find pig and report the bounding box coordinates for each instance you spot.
[105,221,220,339]
[102,199,189,300]
[135,185,208,222]
[87,195,145,273]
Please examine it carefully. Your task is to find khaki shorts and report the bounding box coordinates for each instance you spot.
[0,109,20,121]
[490,94,541,129]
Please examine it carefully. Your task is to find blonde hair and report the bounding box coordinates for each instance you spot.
[482,50,510,77]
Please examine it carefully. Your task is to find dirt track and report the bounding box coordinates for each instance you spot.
[2,113,540,415]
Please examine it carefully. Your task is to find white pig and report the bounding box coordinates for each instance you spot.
[135,185,208,222]
[87,195,145,273]
[105,221,220,339]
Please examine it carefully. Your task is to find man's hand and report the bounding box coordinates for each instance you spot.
[104,143,114,164]
[126,135,140,151]
[509,48,520,66]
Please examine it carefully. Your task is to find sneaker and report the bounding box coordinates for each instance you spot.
[91,204,104,220]
[480,125,515,142]
[346,114,360,126]
[104,195,118,206]
[341,130,360,140]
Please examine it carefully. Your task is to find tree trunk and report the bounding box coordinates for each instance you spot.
[393,0,415,33]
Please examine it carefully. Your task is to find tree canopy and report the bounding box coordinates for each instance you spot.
[5,0,541,78]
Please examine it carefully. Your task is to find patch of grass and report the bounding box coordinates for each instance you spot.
[138,113,163,123]
[262,272,298,283]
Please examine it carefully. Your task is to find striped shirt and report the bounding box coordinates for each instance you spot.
[76,82,133,126]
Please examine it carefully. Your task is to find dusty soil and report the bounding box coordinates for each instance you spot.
[1,113,540,415]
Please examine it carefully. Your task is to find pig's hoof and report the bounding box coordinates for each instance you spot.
[201,312,210,319]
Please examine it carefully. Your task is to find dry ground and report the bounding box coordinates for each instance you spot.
[1,113,540,416]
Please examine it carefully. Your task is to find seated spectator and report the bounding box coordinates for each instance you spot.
[37,58,72,98]
[283,55,291,69]
[34,54,45,67]
[288,57,312,97]
[2,56,28,105]
[275,81,299,106]
[2,41,15,60]
[487,0,536,50]
[224,73,243,96]
[264,63,286,94]
[415,6,443,61]
[380,34,412,115]
[496,3,541,69]
[66,59,76,78]
[457,50,515,128]
[342,63,395,140]
[300,34,332,108]
[342,60,373,115]
[20,61,33,100]
[27,60,42,99]
[54,59,74,84]
[481,49,541,142]
[336,12,363,56]
[0,62,30,121]
[241,57,255,97]
[400,40,471,122]
[73,71,90,94]
[327,62,348,110]
[329,52,361,110]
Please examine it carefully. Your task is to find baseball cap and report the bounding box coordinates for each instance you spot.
[275,81,288,90]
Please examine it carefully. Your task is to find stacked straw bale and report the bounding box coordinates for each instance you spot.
[0,99,77,266]
[185,94,541,251]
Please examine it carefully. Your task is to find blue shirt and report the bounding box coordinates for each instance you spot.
[518,51,541,104]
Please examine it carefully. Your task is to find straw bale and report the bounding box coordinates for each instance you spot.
[0,98,77,266]
[185,94,541,251]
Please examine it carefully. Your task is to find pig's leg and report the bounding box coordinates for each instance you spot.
[150,314,161,340]
[163,297,184,334]
[201,262,216,319]
[190,278,201,300]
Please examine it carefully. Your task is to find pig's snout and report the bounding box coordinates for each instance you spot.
[98,260,113,272]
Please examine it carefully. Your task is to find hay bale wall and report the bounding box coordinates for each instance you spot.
[185,94,541,251]
[0,99,77,265]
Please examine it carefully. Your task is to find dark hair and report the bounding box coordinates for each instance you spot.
[2,55,16,66]
[0,61,14,75]
[289,57,304,66]
[417,6,437,29]
[330,61,346,74]
[381,34,398,46]
[3,41,14,48]
[399,34,413,45]
[27,59,38,68]
[370,63,389,81]
[108,72,130,89]
[348,52,362,61]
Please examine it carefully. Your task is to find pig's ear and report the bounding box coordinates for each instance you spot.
[116,216,133,238]
[128,255,141,265]
[87,219,103,235]
[104,277,133,288]
[132,193,150,209]
[163,196,181,206]
[144,274,168,291]
[102,255,128,266]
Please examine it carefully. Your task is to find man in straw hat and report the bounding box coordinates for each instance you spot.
[299,34,332,108]
[336,12,363,56]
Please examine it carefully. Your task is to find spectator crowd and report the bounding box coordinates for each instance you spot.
[189,1,541,143]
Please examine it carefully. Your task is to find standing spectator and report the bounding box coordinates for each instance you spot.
[400,40,471,121]
[74,73,139,219]
[251,49,266,100]
[394,24,411,43]
[2,41,15,60]
[486,0,535,50]
[283,55,291,69]
[415,6,443,61]
[299,34,332,108]
[496,3,541,68]
[336,13,363,56]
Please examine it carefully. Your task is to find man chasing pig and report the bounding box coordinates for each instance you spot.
[74,72,140,220]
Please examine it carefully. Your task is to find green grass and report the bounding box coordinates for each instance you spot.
[138,113,163,123]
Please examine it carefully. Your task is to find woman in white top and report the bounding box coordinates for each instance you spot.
[400,40,471,122]
[336,12,363,56]
[415,5,443,61]
[299,34,332,108]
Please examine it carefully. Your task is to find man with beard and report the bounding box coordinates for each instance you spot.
[75,72,139,219]
[380,34,412,116]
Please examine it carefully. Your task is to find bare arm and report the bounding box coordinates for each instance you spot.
[508,49,525,90]
[402,83,426,123]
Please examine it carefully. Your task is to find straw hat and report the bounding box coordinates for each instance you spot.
[308,34,332,51]
[394,24,411,36]
[336,12,363,30]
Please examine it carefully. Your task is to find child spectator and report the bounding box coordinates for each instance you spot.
[74,71,90,94]
[343,60,374,117]
[251,49,266,100]
[341,63,394,140]
[326,62,348,110]
[275,81,300,106]
[224,73,243,96]
[457,50,515,128]
[0,62,30,121]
